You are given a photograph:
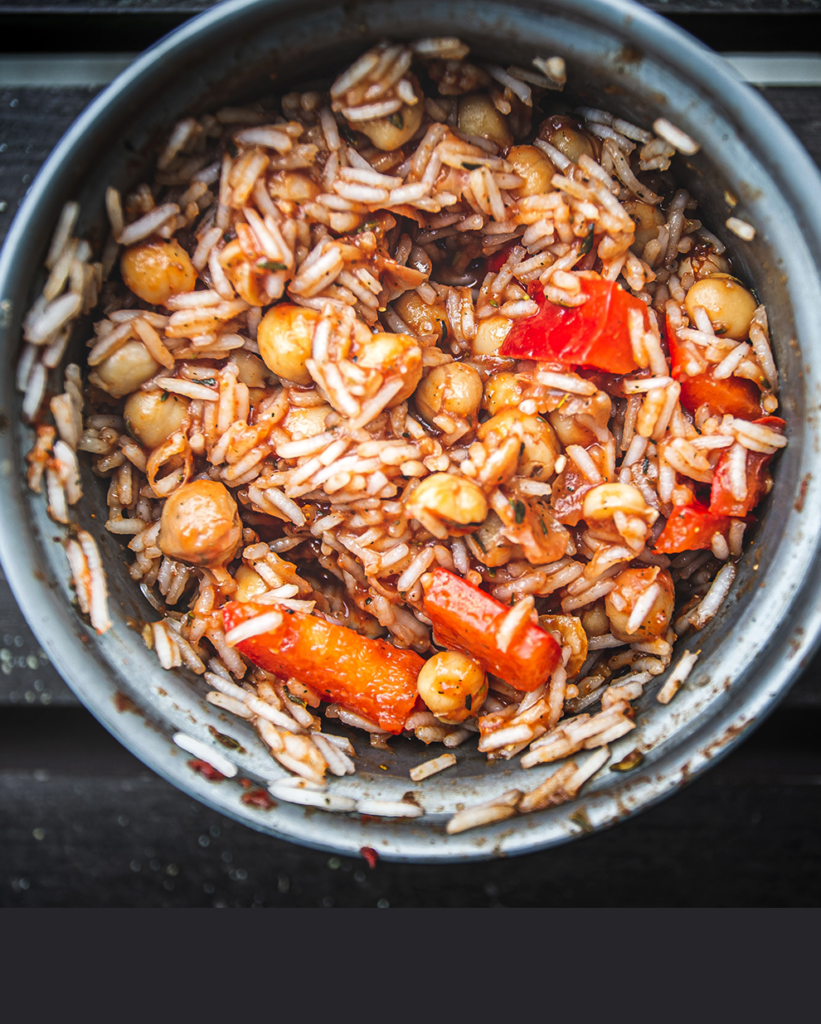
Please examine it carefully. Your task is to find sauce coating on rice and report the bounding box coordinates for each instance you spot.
[19,38,787,815]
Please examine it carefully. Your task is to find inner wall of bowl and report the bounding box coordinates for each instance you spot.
[5,0,821,859]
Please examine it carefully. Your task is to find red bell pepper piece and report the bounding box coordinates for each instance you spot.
[709,417,784,516]
[666,313,763,421]
[221,601,423,734]
[421,568,561,691]
[499,277,646,375]
[487,244,514,274]
[653,503,733,554]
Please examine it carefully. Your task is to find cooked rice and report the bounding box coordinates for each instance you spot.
[17,36,786,826]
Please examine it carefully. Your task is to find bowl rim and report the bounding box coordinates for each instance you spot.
[3,0,821,862]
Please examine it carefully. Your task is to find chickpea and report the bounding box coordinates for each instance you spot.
[457,93,513,150]
[120,241,197,307]
[414,362,483,428]
[405,472,488,537]
[89,340,160,398]
[539,614,588,678]
[417,650,487,724]
[283,403,333,439]
[483,372,524,416]
[684,274,757,340]
[268,170,321,204]
[356,77,425,151]
[582,600,610,638]
[393,291,448,340]
[478,408,559,481]
[233,350,271,389]
[689,250,731,280]
[158,479,242,568]
[218,239,268,306]
[473,314,512,356]
[466,510,515,567]
[234,564,268,603]
[538,115,597,164]
[355,331,423,406]
[124,390,189,449]
[624,201,665,255]
[605,567,675,642]
[506,145,556,197]
[548,391,612,447]
[582,482,652,523]
[257,303,319,386]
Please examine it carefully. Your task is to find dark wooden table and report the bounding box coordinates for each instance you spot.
[2,1,821,908]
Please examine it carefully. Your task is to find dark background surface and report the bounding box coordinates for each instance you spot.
[1,0,821,907]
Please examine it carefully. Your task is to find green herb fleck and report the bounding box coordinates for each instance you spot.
[341,124,358,146]
[258,260,288,272]
[539,516,548,535]
[439,320,447,345]
[462,162,482,171]
[354,219,380,234]
[580,224,595,256]
[365,597,372,605]
[487,566,497,577]
[198,378,216,386]
[489,299,499,308]
[159,392,170,402]
[642,455,650,474]
[286,688,306,708]
[473,533,486,553]
[388,111,404,130]
[511,499,526,525]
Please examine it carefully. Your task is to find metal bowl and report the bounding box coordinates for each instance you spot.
[2,0,821,862]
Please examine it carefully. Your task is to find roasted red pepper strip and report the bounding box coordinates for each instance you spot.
[666,313,763,421]
[421,568,561,690]
[499,278,646,374]
[709,417,784,516]
[653,502,733,554]
[221,601,423,734]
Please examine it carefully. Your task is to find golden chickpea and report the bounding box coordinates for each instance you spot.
[417,650,487,724]
[548,390,612,447]
[582,482,652,522]
[158,479,242,568]
[458,93,513,150]
[539,614,588,678]
[689,250,731,279]
[120,241,197,307]
[234,564,268,603]
[605,567,675,642]
[89,340,160,398]
[124,390,189,449]
[356,77,425,151]
[684,274,757,340]
[473,314,512,356]
[466,510,515,567]
[478,408,558,481]
[507,145,556,197]
[581,600,610,637]
[414,362,483,427]
[538,115,596,164]
[624,201,666,254]
[283,403,333,439]
[268,170,321,204]
[405,472,488,536]
[233,350,271,389]
[257,303,319,386]
[483,372,524,416]
[393,291,448,340]
[355,331,423,406]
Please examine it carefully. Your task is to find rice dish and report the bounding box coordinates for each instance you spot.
[16,37,786,829]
